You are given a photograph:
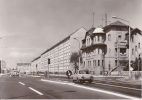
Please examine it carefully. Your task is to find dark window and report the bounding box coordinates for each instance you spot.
[115,60,117,66]
[98,48,99,54]
[138,43,140,48]
[132,49,134,54]
[102,60,103,66]
[132,36,134,42]
[95,60,96,66]
[135,46,137,51]
[98,60,100,66]
[118,35,121,40]
[98,36,100,41]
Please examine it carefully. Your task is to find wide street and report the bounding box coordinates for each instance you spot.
[0,75,141,99]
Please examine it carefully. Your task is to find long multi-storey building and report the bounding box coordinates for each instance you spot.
[31,56,41,73]
[31,27,86,74]
[81,21,129,75]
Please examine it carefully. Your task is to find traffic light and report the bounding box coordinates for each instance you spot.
[48,58,50,64]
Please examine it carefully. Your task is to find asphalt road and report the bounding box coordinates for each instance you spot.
[0,75,141,99]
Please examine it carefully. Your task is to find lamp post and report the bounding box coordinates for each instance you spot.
[112,16,131,77]
[74,38,80,70]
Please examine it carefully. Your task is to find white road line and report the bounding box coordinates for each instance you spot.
[19,82,25,85]
[28,87,44,95]
[41,79,141,100]
[95,80,136,85]
[92,82,141,91]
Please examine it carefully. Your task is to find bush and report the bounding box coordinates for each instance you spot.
[135,72,141,80]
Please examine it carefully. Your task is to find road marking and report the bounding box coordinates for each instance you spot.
[92,82,141,91]
[41,79,140,99]
[19,82,25,85]
[28,87,44,95]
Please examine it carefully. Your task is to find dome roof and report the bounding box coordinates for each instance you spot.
[93,28,104,33]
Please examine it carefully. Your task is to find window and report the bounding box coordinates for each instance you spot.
[132,36,134,43]
[132,49,134,54]
[84,62,85,67]
[98,60,100,66]
[108,34,111,41]
[115,60,117,66]
[98,48,100,54]
[102,60,103,66]
[98,35,100,41]
[135,46,137,51]
[90,61,91,66]
[95,60,96,66]
[138,43,140,48]
[88,61,89,66]
[118,35,121,40]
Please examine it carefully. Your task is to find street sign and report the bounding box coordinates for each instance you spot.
[130,67,133,71]
[66,70,72,76]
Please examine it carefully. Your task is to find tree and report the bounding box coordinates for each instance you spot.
[123,60,129,71]
[70,52,82,74]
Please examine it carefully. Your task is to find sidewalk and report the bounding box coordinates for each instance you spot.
[32,74,142,86]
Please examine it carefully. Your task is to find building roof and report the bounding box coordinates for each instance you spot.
[31,56,41,62]
[103,21,130,31]
[110,20,127,26]
[17,63,31,66]
[41,27,86,55]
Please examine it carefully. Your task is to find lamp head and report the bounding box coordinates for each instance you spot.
[112,16,117,19]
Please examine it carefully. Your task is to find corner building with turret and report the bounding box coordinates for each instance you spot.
[81,21,129,75]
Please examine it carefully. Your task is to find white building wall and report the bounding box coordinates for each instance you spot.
[131,33,142,61]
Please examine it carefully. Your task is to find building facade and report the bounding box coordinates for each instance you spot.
[17,63,31,74]
[81,21,129,75]
[0,60,7,74]
[130,28,142,70]
[31,56,41,73]
[31,27,86,74]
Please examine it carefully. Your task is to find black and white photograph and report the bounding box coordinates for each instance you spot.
[0,0,141,99]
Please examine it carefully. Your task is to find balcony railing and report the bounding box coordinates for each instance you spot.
[115,41,127,48]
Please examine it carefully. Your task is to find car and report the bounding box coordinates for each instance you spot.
[72,70,93,83]
[11,70,20,77]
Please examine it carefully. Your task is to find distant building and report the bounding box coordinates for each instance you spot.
[17,63,31,74]
[0,60,6,74]
[31,27,86,74]
[81,21,129,75]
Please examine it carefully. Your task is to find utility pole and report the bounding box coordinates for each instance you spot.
[93,13,94,27]
[105,13,107,26]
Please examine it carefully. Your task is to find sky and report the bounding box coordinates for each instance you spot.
[0,0,142,68]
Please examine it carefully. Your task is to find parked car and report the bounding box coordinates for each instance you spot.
[72,70,93,83]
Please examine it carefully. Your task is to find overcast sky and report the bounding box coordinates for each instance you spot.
[0,0,142,68]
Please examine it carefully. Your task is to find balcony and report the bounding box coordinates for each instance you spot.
[115,41,127,48]
[115,53,128,57]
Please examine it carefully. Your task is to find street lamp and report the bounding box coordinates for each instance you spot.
[112,16,131,77]
[74,38,80,70]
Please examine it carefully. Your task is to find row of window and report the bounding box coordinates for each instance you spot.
[82,49,104,57]
[132,43,141,54]
[85,60,104,67]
